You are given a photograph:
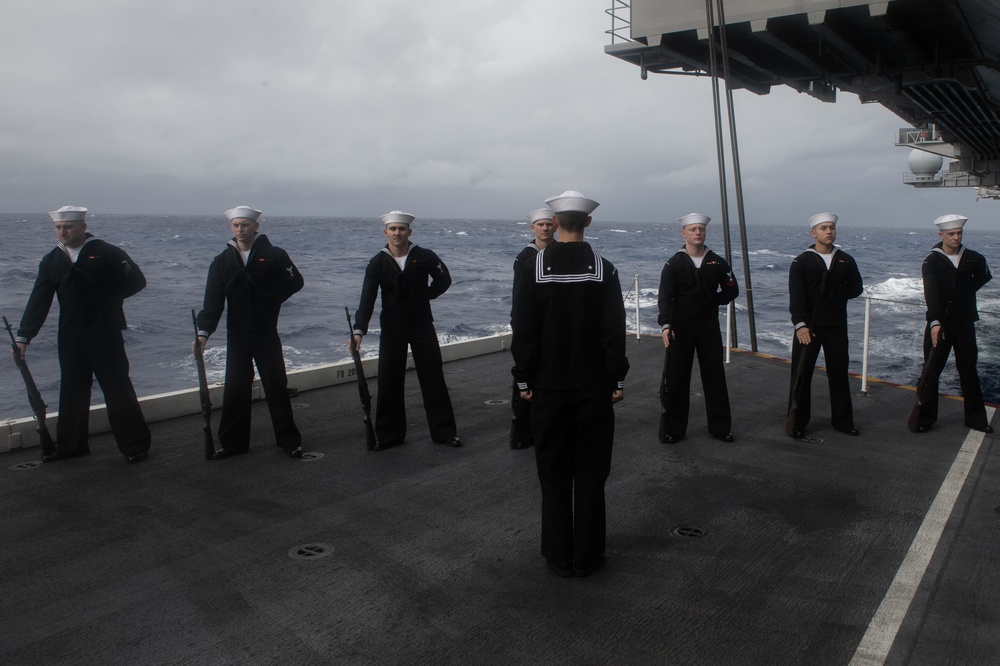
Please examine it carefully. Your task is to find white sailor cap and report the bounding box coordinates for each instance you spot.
[225,206,262,221]
[934,214,967,230]
[544,190,599,215]
[808,212,838,228]
[48,206,87,222]
[526,208,554,223]
[679,213,710,227]
[381,210,415,226]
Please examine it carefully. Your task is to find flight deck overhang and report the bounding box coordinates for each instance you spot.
[606,0,1000,161]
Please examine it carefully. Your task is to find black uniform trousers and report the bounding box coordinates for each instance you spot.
[219,329,301,452]
[530,386,614,569]
[917,321,989,430]
[375,322,456,447]
[664,317,731,438]
[788,324,855,432]
[56,331,150,457]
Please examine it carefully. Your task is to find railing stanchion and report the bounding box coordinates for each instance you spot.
[861,295,872,395]
[634,274,641,340]
[725,302,733,363]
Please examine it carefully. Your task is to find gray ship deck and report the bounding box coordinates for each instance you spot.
[1,336,996,665]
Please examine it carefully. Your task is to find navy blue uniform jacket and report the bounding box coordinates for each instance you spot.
[17,235,146,341]
[196,234,303,335]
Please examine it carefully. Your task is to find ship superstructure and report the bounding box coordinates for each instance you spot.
[606,0,1000,199]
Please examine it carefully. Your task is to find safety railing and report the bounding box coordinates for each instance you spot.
[624,278,999,395]
[605,0,633,44]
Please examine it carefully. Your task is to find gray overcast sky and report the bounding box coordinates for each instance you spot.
[0,0,990,225]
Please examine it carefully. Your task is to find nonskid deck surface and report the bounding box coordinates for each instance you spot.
[1,336,996,665]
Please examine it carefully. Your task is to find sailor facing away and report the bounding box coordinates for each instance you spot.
[509,207,556,449]
[13,206,151,464]
[657,213,739,443]
[787,213,864,439]
[913,214,994,434]
[194,206,305,460]
[511,190,629,579]
[351,211,461,450]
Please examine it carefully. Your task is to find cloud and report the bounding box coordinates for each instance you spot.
[0,0,985,224]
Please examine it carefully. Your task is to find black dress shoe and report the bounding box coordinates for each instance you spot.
[209,448,242,460]
[545,559,574,578]
[125,452,147,464]
[42,449,87,463]
[285,446,303,459]
[790,430,805,439]
[371,440,395,451]
[987,426,995,434]
[838,428,860,436]
[714,433,735,443]
[435,436,462,448]
[574,555,607,578]
[915,424,929,433]
[662,434,681,444]
[511,440,534,450]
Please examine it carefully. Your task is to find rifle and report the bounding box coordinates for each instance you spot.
[784,342,813,438]
[345,307,378,450]
[3,316,55,455]
[191,309,216,459]
[658,346,670,443]
[785,268,827,438]
[907,323,950,433]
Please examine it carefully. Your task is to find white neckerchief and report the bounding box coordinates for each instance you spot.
[240,249,251,266]
[66,245,84,263]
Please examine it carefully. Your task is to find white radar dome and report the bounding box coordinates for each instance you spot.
[908,149,943,179]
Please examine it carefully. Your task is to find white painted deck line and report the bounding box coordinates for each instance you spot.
[849,406,996,665]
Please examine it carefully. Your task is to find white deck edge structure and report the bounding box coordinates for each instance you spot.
[849,406,997,665]
[0,333,512,453]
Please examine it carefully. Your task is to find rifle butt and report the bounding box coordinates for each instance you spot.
[658,347,670,443]
[38,424,55,456]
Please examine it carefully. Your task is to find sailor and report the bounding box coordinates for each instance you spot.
[12,206,151,463]
[194,206,304,459]
[787,212,864,438]
[657,213,739,443]
[351,211,461,450]
[913,214,993,433]
[511,190,629,578]
[509,207,556,449]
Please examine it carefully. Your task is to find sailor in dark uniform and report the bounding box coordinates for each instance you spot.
[657,213,739,443]
[13,206,151,463]
[509,207,556,449]
[351,211,460,450]
[787,212,864,438]
[914,213,994,433]
[195,206,304,459]
[511,190,629,578]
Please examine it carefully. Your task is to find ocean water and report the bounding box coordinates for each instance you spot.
[1,213,998,421]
